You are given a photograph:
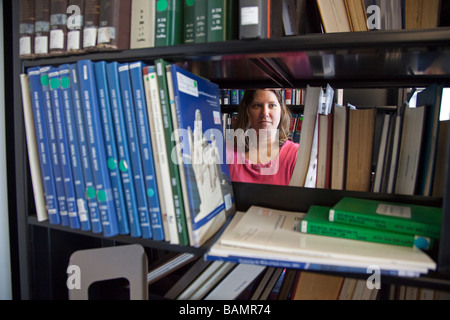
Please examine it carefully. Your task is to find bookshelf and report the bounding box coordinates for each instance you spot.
[6,0,450,299]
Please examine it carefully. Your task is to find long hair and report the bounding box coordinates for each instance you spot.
[233,89,292,151]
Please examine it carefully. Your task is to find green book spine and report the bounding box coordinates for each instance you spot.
[206,0,237,42]
[194,0,207,43]
[155,58,189,246]
[155,0,183,46]
[329,197,442,238]
[302,206,433,250]
[183,0,195,43]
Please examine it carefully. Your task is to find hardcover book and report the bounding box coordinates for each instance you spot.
[207,0,238,42]
[105,62,142,237]
[68,63,102,233]
[66,0,85,54]
[329,197,442,238]
[48,67,80,230]
[302,205,433,249]
[129,61,165,241]
[49,0,68,55]
[39,66,69,226]
[97,0,132,50]
[58,64,91,231]
[169,64,235,247]
[34,0,51,57]
[94,61,130,235]
[24,68,60,224]
[239,0,283,39]
[19,0,35,59]
[77,59,119,237]
[130,0,155,48]
[118,62,153,239]
[154,0,183,47]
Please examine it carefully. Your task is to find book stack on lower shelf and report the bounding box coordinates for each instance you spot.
[205,202,440,277]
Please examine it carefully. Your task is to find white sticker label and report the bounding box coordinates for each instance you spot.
[376,204,411,219]
[241,7,259,25]
[176,72,198,97]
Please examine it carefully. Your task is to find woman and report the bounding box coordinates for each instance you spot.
[226,89,299,185]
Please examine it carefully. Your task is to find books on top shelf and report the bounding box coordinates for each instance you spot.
[205,207,437,277]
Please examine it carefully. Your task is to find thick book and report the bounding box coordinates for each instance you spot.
[66,0,85,54]
[21,71,54,223]
[395,105,426,195]
[345,107,376,192]
[204,263,266,300]
[329,197,442,239]
[416,84,443,196]
[39,66,69,226]
[331,104,348,190]
[21,73,47,222]
[183,0,195,43]
[142,65,176,243]
[316,0,352,33]
[34,0,51,57]
[58,64,91,231]
[68,63,102,233]
[155,59,189,246]
[289,86,322,187]
[48,67,80,230]
[118,62,153,239]
[93,61,130,235]
[207,207,436,276]
[239,0,283,39]
[154,0,183,47]
[19,0,35,59]
[290,271,344,300]
[130,0,155,49]
[105,61,142,237]
[82,0,100,51]
[129,61,165,241]
[302,205,433,249]
[169,64,236,247]
[194,0,207,43]
[344,0,369,31]
[76,59,119,237]
[207,0,238,42]
[97,0,132,50]
[49,0,68,55]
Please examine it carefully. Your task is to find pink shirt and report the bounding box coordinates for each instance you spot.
[227,140,299,186]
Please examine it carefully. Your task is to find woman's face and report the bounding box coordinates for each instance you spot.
[247,90,282,133]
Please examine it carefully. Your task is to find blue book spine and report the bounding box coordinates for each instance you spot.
[48,67,80,230]
[58,64,91,231]
[77,59,119,237]
[106,62,142,238]
[39,66,69,226]
[129,61,164,241]
[27,67,61,225]
[94,61,130,235]
[68,64,102,234]
[118,63,152,239]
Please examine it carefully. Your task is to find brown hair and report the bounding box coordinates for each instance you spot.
[233,89,292,150]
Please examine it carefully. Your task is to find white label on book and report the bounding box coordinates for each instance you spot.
[176,72,198,97]
[35,36,49,54]
[50,29,64,49]
[376,204,412,219]
[67,30,81,51]
[241,7,259,25]
[97,27,111,44]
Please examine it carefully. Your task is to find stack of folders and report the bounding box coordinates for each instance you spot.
[205,203,440,278]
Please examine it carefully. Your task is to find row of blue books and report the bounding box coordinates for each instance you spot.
[24,59,235,246]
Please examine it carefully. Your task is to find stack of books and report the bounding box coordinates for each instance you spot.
[301,197,442,250]
[205,201,440,277]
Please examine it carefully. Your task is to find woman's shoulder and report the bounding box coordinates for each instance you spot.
[282,140,299,151]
